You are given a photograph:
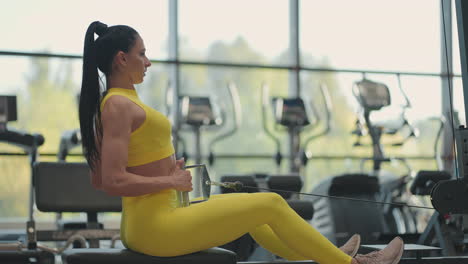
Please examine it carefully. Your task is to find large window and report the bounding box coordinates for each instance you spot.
[179,66,290,177]
[453,77,466,126]
[179,0,290,65]
[300,0,440,72]
[453,1,462,75]
[0,0,460,222]
[300,71,442,186]
[0,57,81,152]
[0,56,83,218]
[452,3,466,126]
[1,0,168,59]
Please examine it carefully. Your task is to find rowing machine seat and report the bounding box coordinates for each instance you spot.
[62,247,237,264]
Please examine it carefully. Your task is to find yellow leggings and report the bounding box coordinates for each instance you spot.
[120,190,352,264]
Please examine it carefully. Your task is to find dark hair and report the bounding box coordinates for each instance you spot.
[79,21,138,170]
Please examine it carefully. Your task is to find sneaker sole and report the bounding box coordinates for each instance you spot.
[350,235,361,257]
[390,238,404,264]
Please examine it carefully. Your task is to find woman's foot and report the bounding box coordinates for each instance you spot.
[339,234,361,257]
[353,237,404,264]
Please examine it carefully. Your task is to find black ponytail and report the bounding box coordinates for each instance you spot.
[79,21,138,170]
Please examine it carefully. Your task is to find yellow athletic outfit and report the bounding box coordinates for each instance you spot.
[100,88,352,264]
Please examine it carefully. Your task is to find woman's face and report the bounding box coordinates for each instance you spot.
[124,34,151,84]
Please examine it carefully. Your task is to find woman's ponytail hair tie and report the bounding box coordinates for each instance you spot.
[94,21,108,37]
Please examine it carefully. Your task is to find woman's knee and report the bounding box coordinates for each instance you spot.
[256,192,288,209]
[264,192,284,200]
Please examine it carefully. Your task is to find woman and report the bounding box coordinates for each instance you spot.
[79,21,404,264]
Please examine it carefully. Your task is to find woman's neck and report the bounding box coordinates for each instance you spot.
[106,73,135,90]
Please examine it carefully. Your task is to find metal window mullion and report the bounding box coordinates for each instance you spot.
[169,0,181,152]
[287,0,301,173]
[289,0,300,96]
[455,0,468,125]
[440,0,453,121]
[440,0,454,172]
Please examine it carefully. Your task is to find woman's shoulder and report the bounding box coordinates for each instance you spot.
[101,95,130,115]
[99,95,136,133]
[100,92,134,112]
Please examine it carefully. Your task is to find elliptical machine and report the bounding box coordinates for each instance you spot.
[353,76,420,234]
[0,95,45,248]
[261,83,332,177]
[209,83,327,262]
[167,82,241,198]
[0,95,56,263]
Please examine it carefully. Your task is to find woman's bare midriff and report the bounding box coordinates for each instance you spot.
[126,154,176,178]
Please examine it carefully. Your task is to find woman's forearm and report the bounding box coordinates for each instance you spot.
[102,171,174,196]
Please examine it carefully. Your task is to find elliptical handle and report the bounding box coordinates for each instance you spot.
[207,82,242,166]
[57,129,81,161]
[261,83,282,162]
[302,83,333,153]
[0,129,45,152]
[396,73,412,109]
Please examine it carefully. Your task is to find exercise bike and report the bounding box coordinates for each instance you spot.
[308,76,425,246]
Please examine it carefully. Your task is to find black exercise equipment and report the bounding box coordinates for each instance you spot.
[33,162,121,248]
[0,250,55,264]
[262,83,332,173]
[309,174,386,245]
[410,171,451,196]
[351,76,417,173]
[0,95,52,263]
[0,95,45,247]
[267,174,303,199]
[351,77,420,234]
[0,95,17,131]
[61,247,237,264]
[57,129,81,161]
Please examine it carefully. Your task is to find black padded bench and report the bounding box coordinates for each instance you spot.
[34,162,122,247]
[267,174,303,199]
[0,249,55,264]
[62,247,237,264]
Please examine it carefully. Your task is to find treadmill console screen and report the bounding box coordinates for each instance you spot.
[0,95,17,131]
[183,97,216,126]
[273,98,310,127]
[354,80,390,111]
[0,96,17,123]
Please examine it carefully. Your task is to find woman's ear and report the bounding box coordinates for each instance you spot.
[115,51,127,67]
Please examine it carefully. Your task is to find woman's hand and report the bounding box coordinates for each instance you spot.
[170,159,193,191]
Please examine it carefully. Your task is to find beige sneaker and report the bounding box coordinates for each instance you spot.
[354,237,404,264]
[339,234,361,257]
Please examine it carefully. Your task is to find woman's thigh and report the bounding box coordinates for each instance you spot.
[132,192,285,256]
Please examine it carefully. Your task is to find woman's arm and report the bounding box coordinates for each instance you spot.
[98,96,191,197]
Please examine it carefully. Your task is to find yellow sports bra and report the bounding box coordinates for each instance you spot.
[100,88,175,167]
